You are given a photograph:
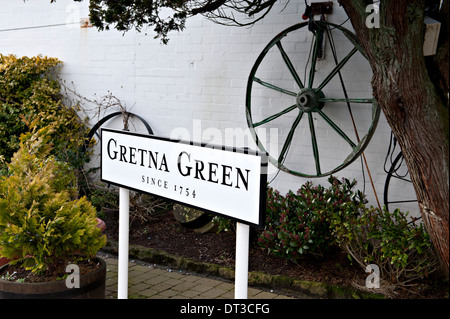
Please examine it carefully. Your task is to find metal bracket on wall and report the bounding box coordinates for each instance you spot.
[80,18,92,28]
[311,1,333,15]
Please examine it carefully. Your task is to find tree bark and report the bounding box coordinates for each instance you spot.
[339,0,449,277]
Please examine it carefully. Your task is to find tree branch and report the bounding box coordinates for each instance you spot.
[190,0,228,15]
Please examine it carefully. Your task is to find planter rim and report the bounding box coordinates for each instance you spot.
[0,256,106,294]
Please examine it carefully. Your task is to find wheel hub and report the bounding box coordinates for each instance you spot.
[296,88,324,112]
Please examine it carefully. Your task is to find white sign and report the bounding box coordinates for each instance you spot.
[101,128,267,227]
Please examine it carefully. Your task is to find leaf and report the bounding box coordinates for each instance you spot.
[289,241,299,248]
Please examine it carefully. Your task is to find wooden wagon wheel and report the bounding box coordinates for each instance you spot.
[384,152,416,211]
[246,20,380,178]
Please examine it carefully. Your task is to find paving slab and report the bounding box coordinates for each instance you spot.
[99,252,299,299]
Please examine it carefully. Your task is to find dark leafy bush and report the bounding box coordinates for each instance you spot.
[331,203,439,286]
[258,177,364,260]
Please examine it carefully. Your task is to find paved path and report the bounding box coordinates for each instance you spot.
[99,252,299,299]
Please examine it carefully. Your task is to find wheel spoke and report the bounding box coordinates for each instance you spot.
[387,200,418,204]
[276,41,304,89]
[253,76,297,96]
[278,111,304,163]
[331,23,367,59]
[253,104,297,127]
[307,29,322,88]
[308,113,321,175]
[317,109,356,148]
[318,97,373,104]
[315,47,357,92]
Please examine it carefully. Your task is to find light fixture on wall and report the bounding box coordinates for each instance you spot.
[423,16,441,56]
[80,18,92,29]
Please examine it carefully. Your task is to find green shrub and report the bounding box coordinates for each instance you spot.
[0,54,90,170]
[258,177,364,260]
[0,127,106,275]
[330,203,439,285]
[258,176,438,285]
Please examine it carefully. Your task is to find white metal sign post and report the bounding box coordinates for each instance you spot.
[101,128,267,299]
[235,222,250,298]
[117,187,129,299]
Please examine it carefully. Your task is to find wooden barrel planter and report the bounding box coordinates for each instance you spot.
[0,257,106,299]
[0,258,8,268]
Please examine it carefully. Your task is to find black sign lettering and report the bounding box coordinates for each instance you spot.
[107,138,170,172]
[177,151,192,176]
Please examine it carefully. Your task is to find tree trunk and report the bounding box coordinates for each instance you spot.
[339,0,449,277]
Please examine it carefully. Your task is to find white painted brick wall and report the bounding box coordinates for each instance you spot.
[0,0,420,219]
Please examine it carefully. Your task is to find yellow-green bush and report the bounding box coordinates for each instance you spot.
[0,127,106,275]
[0,54,89,169]
[0,55,104,276]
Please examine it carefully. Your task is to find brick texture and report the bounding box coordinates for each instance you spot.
[0,0,419,219]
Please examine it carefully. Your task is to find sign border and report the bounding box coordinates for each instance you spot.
[100,128,268,228]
